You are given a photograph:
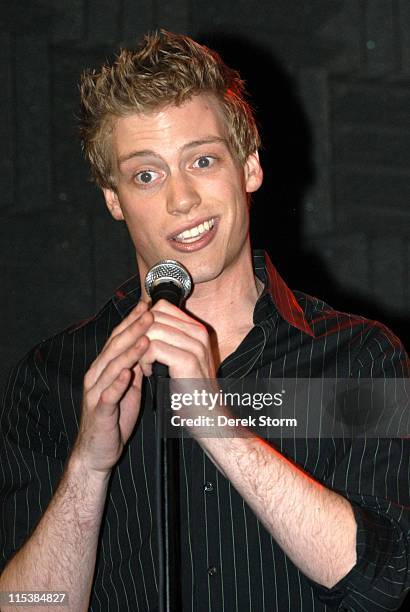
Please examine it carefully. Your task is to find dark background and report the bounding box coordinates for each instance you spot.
[0,2,409,608]
[1,1,409,390]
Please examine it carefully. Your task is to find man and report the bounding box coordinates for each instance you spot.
[0,30,409,611]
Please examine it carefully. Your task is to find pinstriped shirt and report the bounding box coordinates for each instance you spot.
[1,251,409,611]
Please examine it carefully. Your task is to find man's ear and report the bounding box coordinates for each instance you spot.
[103,188,124,221]
[244,151,263,194]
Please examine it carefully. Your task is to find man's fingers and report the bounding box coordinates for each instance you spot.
[110,300,148,340]
[149,310,210,349]
[145,321,205,352]
[136,307,212,378]
[97,369,132,416]
[105,307,152,353]
[88,336,149,405]
[151,299,194,321]
[86,311,153,389]
[139,338,203,378]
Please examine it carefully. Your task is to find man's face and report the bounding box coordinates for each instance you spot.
[103,94,263,288]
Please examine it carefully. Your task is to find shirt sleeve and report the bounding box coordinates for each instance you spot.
[0,345,68,572]
[313,323,410,610]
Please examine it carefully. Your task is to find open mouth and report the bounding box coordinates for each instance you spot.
[172,218,216,243]
[168,217,218,253]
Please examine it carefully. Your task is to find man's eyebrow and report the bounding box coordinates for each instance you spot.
[118,137,228,165]
[182,136,228,150]
[118,150,162,165]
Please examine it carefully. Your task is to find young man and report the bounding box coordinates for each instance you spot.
[1,30,409,611]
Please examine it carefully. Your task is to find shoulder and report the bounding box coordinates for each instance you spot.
[292,290,409,377]
[7,274,140,398]
[1,282,137,448]
[34,298,121,381]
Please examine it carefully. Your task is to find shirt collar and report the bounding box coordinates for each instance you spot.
[253,250,314,337]
[112,250,314,338]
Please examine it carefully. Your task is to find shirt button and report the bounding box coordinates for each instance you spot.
[203,482,214,492]
[207,565,218,576]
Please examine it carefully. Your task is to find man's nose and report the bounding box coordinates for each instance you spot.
[166,172,201,215]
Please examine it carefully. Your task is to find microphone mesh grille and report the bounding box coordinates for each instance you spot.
[144,260,192,299]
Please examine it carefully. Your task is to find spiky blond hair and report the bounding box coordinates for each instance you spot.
[79,29,260,189]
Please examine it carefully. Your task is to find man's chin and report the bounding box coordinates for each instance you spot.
[188,263,225,287]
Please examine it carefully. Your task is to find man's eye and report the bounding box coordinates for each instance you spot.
[135,170,160,184]
[193,156,214,169]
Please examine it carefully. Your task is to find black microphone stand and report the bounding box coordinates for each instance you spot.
[151,281,184,612]
[154,362,181,612]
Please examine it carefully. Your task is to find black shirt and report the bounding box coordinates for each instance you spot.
[1,251,409,611]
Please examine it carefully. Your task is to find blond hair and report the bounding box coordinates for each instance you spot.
[79,29,260,189]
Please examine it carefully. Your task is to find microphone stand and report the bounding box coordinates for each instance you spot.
[154,362,181,612]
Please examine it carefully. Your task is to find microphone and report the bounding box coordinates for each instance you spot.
[145,260,192,377]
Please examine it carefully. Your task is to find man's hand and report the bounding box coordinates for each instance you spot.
[73,300,153,475]
[138,299,217,380]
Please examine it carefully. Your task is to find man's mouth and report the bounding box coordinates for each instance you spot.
[172,218,216,243]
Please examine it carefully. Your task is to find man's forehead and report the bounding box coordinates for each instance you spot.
[110,95,230,160]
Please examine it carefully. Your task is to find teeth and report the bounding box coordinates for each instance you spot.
[174,218,215,242]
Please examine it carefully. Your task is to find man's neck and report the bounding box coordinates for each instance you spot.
[184,252,263,365]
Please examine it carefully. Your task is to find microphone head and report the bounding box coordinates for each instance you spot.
[144,260,192,301]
